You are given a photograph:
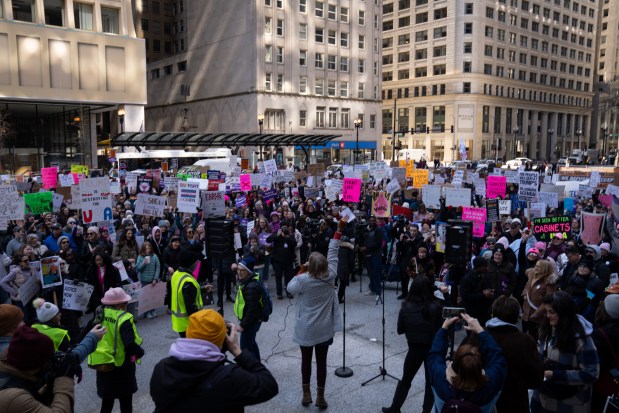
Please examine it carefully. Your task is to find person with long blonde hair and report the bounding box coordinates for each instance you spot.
[522,259,559,340]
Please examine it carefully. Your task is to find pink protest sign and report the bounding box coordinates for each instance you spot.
[239,174,252,192]
[41,167,58,189]
[599,194,613,208]
[462,207,487,237]
[71,173,81,184]
[581,212,605,245]
[342,178,362,203]
[486,176,506,199]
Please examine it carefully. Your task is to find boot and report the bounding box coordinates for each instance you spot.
[301,384,312,406]
[381,381,411,413]
[315,386,328,409]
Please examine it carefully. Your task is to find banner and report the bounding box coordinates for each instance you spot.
[393,205,412,220]
[79,177,112,224]
[445,188,471,208]
[557,166,617,188]
[62,280,94,312]
[518,171,539,200]
[486,199,500,223]
[371,191,392,218]
[462,207,486,237]
[421,185,442,210]
[532,216,571,241]
[580,212,605,246]
[342,178,362,203]
[134,193,166,217]
[177,181,201,213]
[412,170,429,189]
[201,191,226,217]
[137,282,167,315]
[486,176,506,199]
[41,167,58,189]
[24,192,53,215]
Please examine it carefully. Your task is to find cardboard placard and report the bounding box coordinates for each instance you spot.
[532,216,571,241]
[134,193,166,217]
[518,171,539,201]
[342,178,362,203]
[62,280,94,312]
[486,199,500,222]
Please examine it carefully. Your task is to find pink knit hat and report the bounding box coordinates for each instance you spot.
[534,241,547,251]
[101,287,131,305]
[601,243,612,253]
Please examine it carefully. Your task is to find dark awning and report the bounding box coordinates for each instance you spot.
[111,132,341,148]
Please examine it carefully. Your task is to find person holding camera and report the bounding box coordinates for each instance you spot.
[150,309,278,412]
[88,287,144,413]
[266,224,297,300]
[0,323,105,413]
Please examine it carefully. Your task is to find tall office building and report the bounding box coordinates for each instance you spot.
[131,0,182,63]
[381,0,597,162]
[0,0,146,171]
[145,0,383,165]
[593,0,619,157]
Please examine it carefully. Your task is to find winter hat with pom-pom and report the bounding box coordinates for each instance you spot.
[33,298,59,323]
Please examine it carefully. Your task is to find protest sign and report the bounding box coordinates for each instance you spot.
[263,159,277,175]
[239,174,252,191]
[540,183,565,200]
[435,222,447,253]
[52,193,64,213]
[246,220,255,237]
[391,168,406,185]
[371,191,392,218]
[452,170,464,186]
[421,185,442,209]
[69,185,81,209]
[201,191,225,217]
[70,165,88,175]
[123,282,142,304]
[307,163,326,176]
[110,181,121,194]
[260,174,273,189]
[386,179,401,194]
[62,280,94,312]
[486,199,500,222]
[532,216,571,241]
[113,260,129,282]
[599,194,613,208]
[537,192,559,208]
[579,184,594,199]
[581,212,605,245]
[0,187,24,220]
[263,188,278,200]
[557,166,616,188]
[406,160,414,178]
[462,207,486,237]
[518,171,539,200]
[40,257,62,289]
[529,202,547,218]
[412,170,429,189]
[163,177,179,192]
[393,205,412,219]
[486,176,506,199]
[504,169,520,184]
[18,274,40,304]
[590,171,601,188]
[445,188,471,208]
[342,178,362,202]
[134,193,166,217]
[236,195,246,208]
[177,181,201,213]
[340,207,356,222]
[79,177,112,223]
[564,197,575,212]
[24,192,53,215]
[137,282,167,315]
[41,167,58,189]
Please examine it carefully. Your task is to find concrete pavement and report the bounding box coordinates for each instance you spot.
[75,277,434,413]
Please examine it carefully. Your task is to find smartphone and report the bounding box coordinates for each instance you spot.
[442,307,466,319]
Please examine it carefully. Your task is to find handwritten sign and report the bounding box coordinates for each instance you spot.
[134,193,166,217]
[342,178,362,203]
[371,191,392,218]
[307,163,325,176]
[137,282,167,315]
[537,192,559,208]
[386,179,401,194]
[518,171,539,200]
[62,280,94,312]
[412,169,429,189]
[581,212,605,245]
[486,199,500,222]
[421,185,442,210]
[406,160,414,178]
[70,165,88,175]
[263,159,277,175]
[17,274,40,304]
[80,178,112,223]
[177,181,201,213]
[452,170,464,186]
[201,191,225,217]
[391,167,406,185]
[59,174,75,187]
[122,281,142,304]
[532,216,571,241]
[486,176,506,199]
[504,169,519,184]
[445,187,471,208]
[24,192,53,214]
[499,200,512,215]
[113,260,129,282]
[462,207,486,237]
[41,167,58,189]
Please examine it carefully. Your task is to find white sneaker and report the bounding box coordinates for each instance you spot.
[363,291,375,296]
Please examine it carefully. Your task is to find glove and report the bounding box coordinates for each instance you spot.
[54,354,80,380]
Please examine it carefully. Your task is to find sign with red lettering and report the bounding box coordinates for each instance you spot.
[532,216,571,241]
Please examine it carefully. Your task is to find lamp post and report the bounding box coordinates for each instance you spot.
[354,118,362,165]
[512,126,519,160]
[576,129,582,152]
[547,128,554,161]
[257,114,264,162]
[602,122,608,161]
[118,107,125,133]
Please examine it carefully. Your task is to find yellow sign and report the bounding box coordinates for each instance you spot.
[70,165,88,175]
[412,170,429,188]
[399,160,406,168]
[406,160,414,178]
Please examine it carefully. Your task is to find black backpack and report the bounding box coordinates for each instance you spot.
[250,275,272,322]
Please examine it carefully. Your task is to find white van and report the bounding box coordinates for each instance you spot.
[178,148,236,176]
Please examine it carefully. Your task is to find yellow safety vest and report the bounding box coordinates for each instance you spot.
[31,324,70,352]
[170,270,203,333]
[88,308,143,367]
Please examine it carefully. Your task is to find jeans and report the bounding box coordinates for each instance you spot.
[365,254,382,295]
[272,261,294,296]
[240,321,262,360]
[262,254,271,281]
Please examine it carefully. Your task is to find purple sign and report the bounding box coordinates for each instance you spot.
[207,170,221,180]
[258,232,272,246]
[235,195,246,208]
[263,189,278,201]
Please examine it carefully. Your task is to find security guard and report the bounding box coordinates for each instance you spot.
[31,298,70,352]
[170,249,203,337]
[88,287,144,413]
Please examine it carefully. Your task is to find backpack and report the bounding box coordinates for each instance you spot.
[594,327,619,396]
[441,399,482,413]
[252,275,273,322]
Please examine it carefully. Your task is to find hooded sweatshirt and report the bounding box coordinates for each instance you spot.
[150,339,278,413]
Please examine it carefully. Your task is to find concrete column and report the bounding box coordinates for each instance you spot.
[540,112,549,160]
[549,112,559,162]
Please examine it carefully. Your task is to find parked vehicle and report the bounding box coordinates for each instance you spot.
[503,157,533,169]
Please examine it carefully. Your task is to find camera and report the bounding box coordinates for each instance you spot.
[282,229,289,236]
[442,307,466,319]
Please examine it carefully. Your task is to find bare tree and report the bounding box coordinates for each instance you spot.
[0,110,13,149]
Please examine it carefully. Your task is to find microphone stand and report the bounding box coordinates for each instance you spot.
[362,271,399,386]
[335,281,353,378]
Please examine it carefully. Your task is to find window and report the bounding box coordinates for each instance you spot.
[486,7,494,18]
[341,7,348,22]
[315,28,324,43]
[415,49,427,59]
[163,65,172,75]
[465,3,473,14]
[315,1,324,17]
[277,74,283,92]
[434,26,447,38]
[327,55,336,70]
[299,76,307,93]
[399,0,411,9]
[383,72,393,81]
[398,69,409,79]
[315,53,323,68]
[265,0,271,5]
[315,79,324,95]
[276,47,284,63]
[464,42,472,53]
[398,52,410,62]
[358,10,365,25]
[358,83,365,98]
[341,32,349,47]
[328,4,336,20]
[358,35,365,49]
[463,82,471,93]
[463,62,472,73]
[370,114,376,129]
[384,3,394,13]
[340,82,348,98]
[299,0,306,13]
[358,59,365,73]
[299,23,307,40]
[433,64,446,75]
[177,61,187,72]
[265,45,272,62]
[340,57,348,72]
[398,34,410,45]
[265,73,272,91]
[433,46,446,57]
[299,50,307,66]
[399,16,410,27]
[316,107,325,127]
[329,108,337,127]
[464,23,473,34]
[485,26,493,38]
[498,11,506,22]
[101,7,119,34]
[416,12,428,23]
[434,8,447,19]
[383,20,393,30]
[328,30,336,45]
[74,2,93,30]
[276,19,284,36]
[299,110,307,127]
[416,30,428,41]
[484,45,493,56]
[264,17,272,34]
[484,64,492,75]
[151,68,160,79]
[415,67,428,77]
[383,37,393,49]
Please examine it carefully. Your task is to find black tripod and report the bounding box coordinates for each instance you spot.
[362,268,399,386]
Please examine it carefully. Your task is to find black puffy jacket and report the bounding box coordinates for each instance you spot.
[397,300,442,345]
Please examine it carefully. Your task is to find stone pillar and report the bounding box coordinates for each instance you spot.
[540,112,549,161]
[549,112,559,162]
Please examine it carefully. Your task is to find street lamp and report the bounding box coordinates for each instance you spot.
[576,129,583,152]
[354,118,362,165]
[547,128,554,161]
[602,122,608,160]
[118,107,125,133]
[257,113,264,134]
[512,126,519,160]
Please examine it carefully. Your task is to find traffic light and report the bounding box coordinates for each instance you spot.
[426,127,430,134]
[451,126,455,133]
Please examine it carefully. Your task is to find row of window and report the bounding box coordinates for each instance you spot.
[150,61,187,79]
[485,5,594,32]
[141,18,184,35]
[482,49,591,76]
[313,108,377,129]
[146,38,185,54]
[482,85,589,108]
[383,0,453,14]
[266,48,366,73]
[141,0,184,17]
[265,74,379,100]
[264,0,371,27]
[382,84,446,100]
[382,106,445,134]
[264,22,371,51]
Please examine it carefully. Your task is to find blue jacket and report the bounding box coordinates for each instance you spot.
[43,231,77,253]
[428,328,507,413]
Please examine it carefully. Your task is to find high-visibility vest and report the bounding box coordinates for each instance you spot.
[88,308,142,367]
[31,324,70,352]
[234,274,260,321]
[170,270,203,333]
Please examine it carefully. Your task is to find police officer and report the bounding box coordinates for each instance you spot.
[170,249,203,337]
[88,287,144,413]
